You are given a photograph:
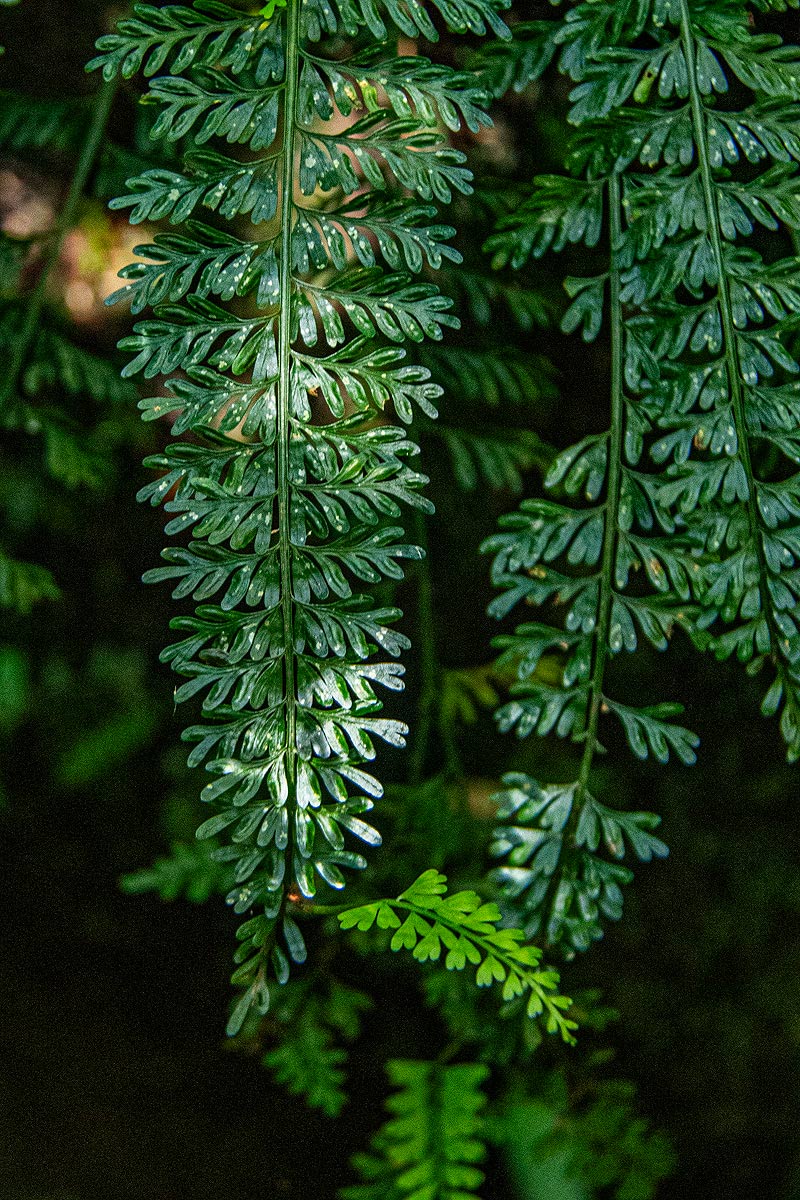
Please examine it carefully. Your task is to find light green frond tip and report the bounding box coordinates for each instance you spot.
[338,869,577,1043]
[259,0,287,18]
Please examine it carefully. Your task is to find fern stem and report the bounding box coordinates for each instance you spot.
[0,75,117,411]
[574,171,625,808]
[277,0,301,887]
[678,3,758,537]
[678,0,780,656]
[278,3,300,778]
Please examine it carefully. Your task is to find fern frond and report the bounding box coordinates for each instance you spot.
[439,265,553,331]
[478,7,757,951]
[120,840,232,902]
[95,0,503,1033]
[261,978,371,1117]
[341,1059,489,1200]
[490,774,667,953]
[434,422,551,494]
[265,1013,349,1115]
[550,1,800,757]
[88,0,511,82]
[339,869,577,1041]
[482,171,693,950]
[656,1,800,761]
[482,2,800,965]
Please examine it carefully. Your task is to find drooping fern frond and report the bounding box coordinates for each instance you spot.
[92,0,513,1034]
[479,0,800,953]
[341,1059,489,1200]
[339,868,577,1041]
[259,976,371,1117]
[0,299,137,490]
[636,1,800,761]
[482,163,693,953]
[546,0,800,757]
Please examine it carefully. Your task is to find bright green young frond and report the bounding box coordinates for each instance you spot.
[339,869,577,1042]
[341,1059,490,1200]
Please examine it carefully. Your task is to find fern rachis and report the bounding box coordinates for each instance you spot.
[92,0,577,1044]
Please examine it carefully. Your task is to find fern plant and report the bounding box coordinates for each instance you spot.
[479,0,800,958]
[84,0,800,1184]
[5,3,799,1195]
[85,0,581,1038]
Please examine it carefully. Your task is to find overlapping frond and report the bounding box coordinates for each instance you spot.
[477,0,800,954]
[0,43,129,621]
